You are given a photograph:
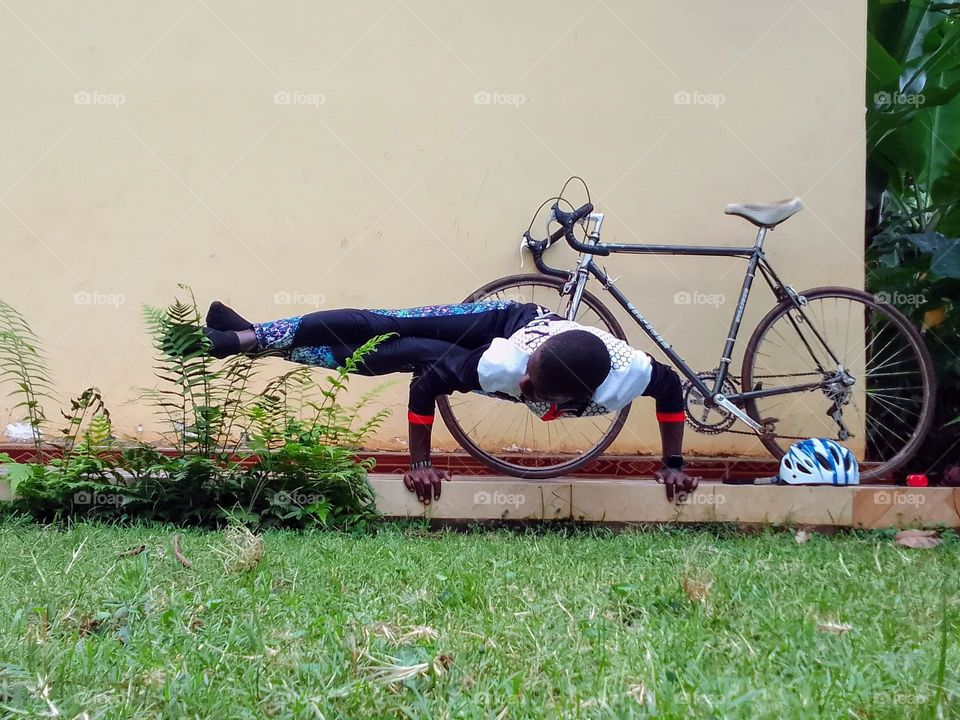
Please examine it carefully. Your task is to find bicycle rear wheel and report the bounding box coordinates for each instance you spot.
[741,286,935,481]
[436,274,630,478]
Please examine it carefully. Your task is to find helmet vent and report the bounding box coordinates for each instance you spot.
[814,452,832,471]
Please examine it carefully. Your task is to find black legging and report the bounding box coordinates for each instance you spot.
[290,303,540,352]
[253,302,549,414]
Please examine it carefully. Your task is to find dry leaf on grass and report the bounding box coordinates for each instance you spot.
[817,620,853,634]
[172,535,192,568]
[894,529,942,549]
[794,530,810,544]
[215,525,265,572]
[360,651,453,684]
[117,544,146,558]
[682,573,713,603]
[365,622,438,645]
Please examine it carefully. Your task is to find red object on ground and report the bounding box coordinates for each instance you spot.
[906,473,929,487]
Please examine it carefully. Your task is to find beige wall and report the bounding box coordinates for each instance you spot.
[0,0,866,455]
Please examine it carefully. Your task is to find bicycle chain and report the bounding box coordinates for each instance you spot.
[685,370,826,437]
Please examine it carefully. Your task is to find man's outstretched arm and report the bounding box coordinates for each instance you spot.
[642,359,699,502]
[402,343,486,506]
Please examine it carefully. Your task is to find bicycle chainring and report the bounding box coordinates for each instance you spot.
[682,370,740,435]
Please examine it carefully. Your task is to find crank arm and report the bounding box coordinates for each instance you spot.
[713,395,763,433]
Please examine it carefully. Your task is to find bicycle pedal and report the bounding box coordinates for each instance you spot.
[759,417,779,437]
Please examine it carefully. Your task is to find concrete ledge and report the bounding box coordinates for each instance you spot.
[0,473,952,528]
[369,476,960,528]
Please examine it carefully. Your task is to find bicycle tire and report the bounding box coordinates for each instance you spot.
[741,286,936,481]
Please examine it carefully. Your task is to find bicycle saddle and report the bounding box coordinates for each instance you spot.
[724,197,804,228]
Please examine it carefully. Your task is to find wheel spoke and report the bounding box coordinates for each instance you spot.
[743,290,932,479]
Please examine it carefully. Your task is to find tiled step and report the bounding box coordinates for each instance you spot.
[370,476,958,528]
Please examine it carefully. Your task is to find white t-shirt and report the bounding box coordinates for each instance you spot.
[476,312,652,418]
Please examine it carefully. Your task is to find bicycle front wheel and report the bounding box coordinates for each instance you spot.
[436,274,630,479]
[741,286,936,481]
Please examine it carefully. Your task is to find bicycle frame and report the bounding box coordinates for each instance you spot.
[531,214,844,434]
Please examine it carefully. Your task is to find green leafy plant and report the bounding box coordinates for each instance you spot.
[0,289,392,528]
[867,0,960,234]
[0,300,56,458]
[140,285,260,459]
[238,337,395,527]
[867,0,960,469]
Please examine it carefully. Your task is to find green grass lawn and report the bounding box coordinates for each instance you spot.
[0,520,956,719]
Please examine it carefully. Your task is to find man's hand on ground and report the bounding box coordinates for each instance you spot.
[403,466,452,505]
[655,467,699,503]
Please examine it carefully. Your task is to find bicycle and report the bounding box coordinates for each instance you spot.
[436,182,936,482]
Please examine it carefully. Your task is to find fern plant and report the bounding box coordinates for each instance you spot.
[236,336,395,527]
[51,386,123,484]
[60,386,112,454]
[140,285,258,459]
[246,333,396,450]
[1,289,394,529]
[0,300,56,458]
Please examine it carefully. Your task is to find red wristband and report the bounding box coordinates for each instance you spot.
[656,411,686,423]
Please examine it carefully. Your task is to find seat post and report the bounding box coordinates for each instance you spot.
[754,226,768,250]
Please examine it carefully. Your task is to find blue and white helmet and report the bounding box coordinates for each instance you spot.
[778,438,859,485]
